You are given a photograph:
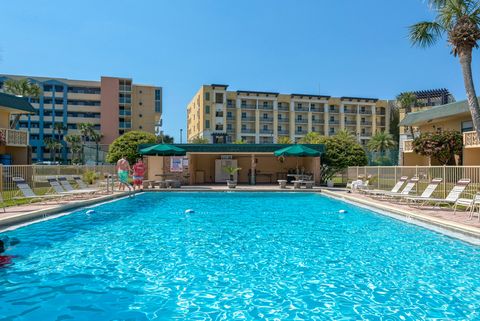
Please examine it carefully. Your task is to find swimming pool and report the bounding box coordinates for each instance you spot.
[1,192,479,320]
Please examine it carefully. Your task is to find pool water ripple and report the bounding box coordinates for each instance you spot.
[0,192,479,320]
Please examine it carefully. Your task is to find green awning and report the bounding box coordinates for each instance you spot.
[0,92,36,114]
[139,144,186,156]
[399,98,478,126]
[274,144,321,157]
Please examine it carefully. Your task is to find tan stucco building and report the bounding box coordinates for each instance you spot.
[400,99,480,165]
[187,84,390,147]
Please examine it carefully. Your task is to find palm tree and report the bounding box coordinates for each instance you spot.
[65,134,82,164]
[90,131,103,165]
[367,132,396,154]
[53,122,67,163]
[409,0,480,138]
[233,139,246,144]
[3,79,41,128]
[157,133,174,143]
[190,137,209,144]
[44,138,62,162]
[299,132,323,144]
[78,123,95,164]
[277,136,292,144]
[396,92,417,137]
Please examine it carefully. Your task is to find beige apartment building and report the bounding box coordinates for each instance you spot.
[0,74,162,163]
[187,84,390,145]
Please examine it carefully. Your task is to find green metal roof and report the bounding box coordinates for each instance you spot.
[138,143,325,154]
[0,92,36,113]
[399,98,477,126]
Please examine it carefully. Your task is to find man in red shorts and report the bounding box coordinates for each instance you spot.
[132,158,147,190]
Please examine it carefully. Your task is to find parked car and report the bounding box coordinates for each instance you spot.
[34,161,61,166]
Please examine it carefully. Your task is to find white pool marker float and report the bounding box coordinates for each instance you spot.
[338,209,347,214]
[185,209,195,214]
[86,210,95,215]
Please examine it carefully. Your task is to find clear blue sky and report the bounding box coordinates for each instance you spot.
[1,0,478,142]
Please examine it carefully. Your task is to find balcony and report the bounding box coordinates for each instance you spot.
[310,107,322,112]
[215,126,224,131]
[295,130,308,135]
[119,122,132,129]
[296,119,308,124]
[359,110,372,115]
[241,129,255,134]
[312,119,324,124]
[360,121,372,125]
[404,139,414,152]
[226,115,235,120]
[278,105,289,111]
[119,110,132,116]
[344,109,357,114]
[0,128,29,147]
[241,116,256,122]
[260,117,274,122]
[259,104,273,110]
[377,122,386,127]
[278,130,289,135]
[215,112,224,117]
[345,120,357,125]
[295,106,308,112]
[241,104,256,110]
[278,118,289,123]
[329,109,339,114]
[226,128,235,133]
[227,103,236,109]
[463,131,480,147]
[360,132,372,137]
[260,129,273,135]
[119,97,131,104]
[329,120,340,125]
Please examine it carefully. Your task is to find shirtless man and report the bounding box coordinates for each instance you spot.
[116,156,131,191]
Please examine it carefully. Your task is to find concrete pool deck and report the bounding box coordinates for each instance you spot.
[1,185,480,242]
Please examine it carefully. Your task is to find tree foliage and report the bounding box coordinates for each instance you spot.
[157,133,174,144]
[367,132,396,153]
[412,130,463,165]
[65,134,82,164]
[316,131,368,182]
[409,0,480,138]
[276,136,292,144]
[190,137,209,144]
[106,131,157,164]
[3,79,41,129]
[299,132,323,144]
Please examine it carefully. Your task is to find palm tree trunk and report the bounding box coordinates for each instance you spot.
[459,49,480,139]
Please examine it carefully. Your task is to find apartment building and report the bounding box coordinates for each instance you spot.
[187,84,390,145]
[0,74,162,163]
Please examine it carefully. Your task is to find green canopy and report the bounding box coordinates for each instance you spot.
[274,144,321,157]
[139,144,186,156]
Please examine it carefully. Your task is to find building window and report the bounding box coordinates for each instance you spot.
[242,112,246,119]
[242,124,246,130]
[139,126,143,129]
[205,105,210,114]
[227,99,233,107]
[297,126,302,132]
[330,105,335,111]
[330,116,334,122]
[462,120,473,132]
[329,128,335,134]
[139,114,143,118]
[241,100,246,107]
[205,120,210,129]
[263,113,268,119]
[278,114,282,119]
[297,115,302,121]
[227,111,232,117]
[215,93,223,103]
[205,92,210,101]
[139,102,143,106]
[263,101,268,107]
[278,125,282,131]
[227,123,232,130]
[263,124,268,130]
[312,115,316,121]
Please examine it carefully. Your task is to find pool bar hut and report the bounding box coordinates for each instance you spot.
[139,144,325,186]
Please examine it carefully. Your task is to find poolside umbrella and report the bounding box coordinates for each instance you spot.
[274,144,320,174]
[139,144,186,156]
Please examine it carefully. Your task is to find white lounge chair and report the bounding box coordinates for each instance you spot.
[413,178,471,208]
[467,193,480,221]
[363,176,408,196]
[58,176,98,194]
[380,177,419,200]
[404,178,443,203]
[12,177,62,203]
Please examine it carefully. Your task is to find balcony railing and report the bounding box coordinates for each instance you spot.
[295,107,308,112]
[241,129,255,134]
[278,130,289,135]
[226,115,235,120]
[227,104,236,109]
[312,119,324,124]
[241,116,256,122]
[278,118,289,123]
[403,139,414,152]
[241,104,256,110]
[310,108,322,112]
[329,109,339,114]
[295,130,308,135]
[360,121,372,125]
[259,105,273,110]
[344,109,357,114]
[278,105,289,111]
[296,119,308,124]
[0,128,29,147]
[345,120,357,125]
[226,128,235,133]
[463,131,480,147]
[260,129,273,134]
[329,120,340,125]
[260,117,274,122]
[359,110,372,115]
[215,112,224,117]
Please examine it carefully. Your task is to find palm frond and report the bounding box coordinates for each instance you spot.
[409,21,445,47]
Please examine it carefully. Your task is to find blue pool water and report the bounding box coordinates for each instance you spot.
[1,192,480,320]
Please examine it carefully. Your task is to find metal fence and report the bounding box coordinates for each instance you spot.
[0,165,116,201]
[347,166,480,199]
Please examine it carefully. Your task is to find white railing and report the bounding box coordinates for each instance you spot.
[0,128,29,146]
[463,131,480,147]
[348,165,480,199]
[403,139,413,152]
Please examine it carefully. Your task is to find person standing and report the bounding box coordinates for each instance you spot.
[116,156,131,191]
[132,158,146,190]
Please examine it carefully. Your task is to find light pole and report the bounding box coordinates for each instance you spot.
[180,129,183,143]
